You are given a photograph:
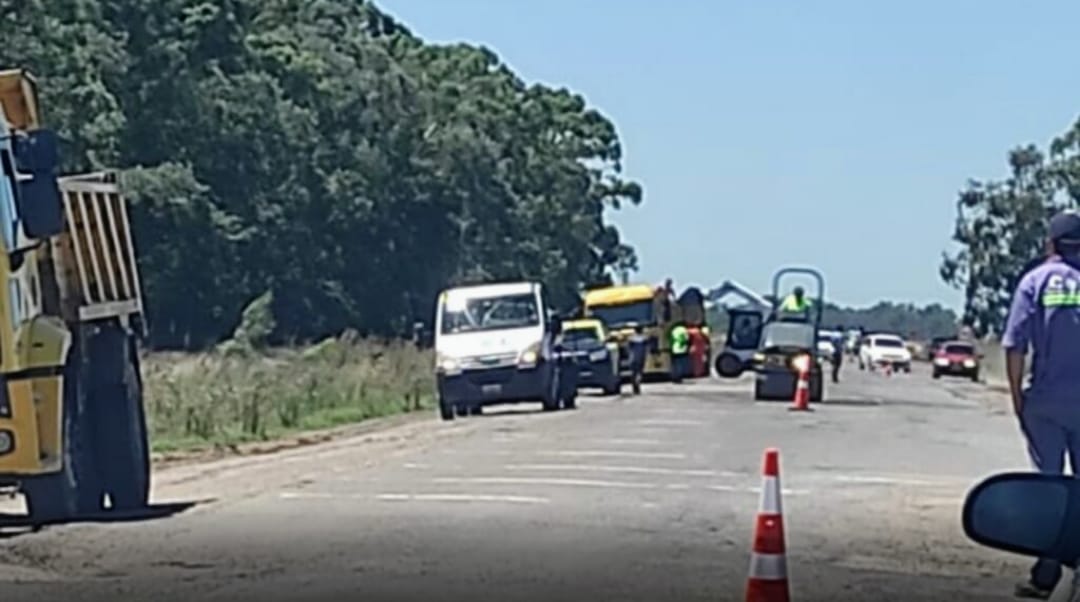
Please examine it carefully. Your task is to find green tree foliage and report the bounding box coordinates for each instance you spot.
[0,0,642,348]
[818,302,958,340]
[942,119,1080,335]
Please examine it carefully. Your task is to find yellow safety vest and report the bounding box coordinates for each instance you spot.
[670,326,690,355]
[780,295,811,312]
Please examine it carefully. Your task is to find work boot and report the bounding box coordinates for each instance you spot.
[1014,581,1053,599]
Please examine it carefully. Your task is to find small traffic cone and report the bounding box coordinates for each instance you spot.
[745,448,791,602]
[789,355,812,412]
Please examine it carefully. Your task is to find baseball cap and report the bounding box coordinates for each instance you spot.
[1050,210,1080,243]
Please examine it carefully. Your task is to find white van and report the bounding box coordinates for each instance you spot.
[433,281,571,420]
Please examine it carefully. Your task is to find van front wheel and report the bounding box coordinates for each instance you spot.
[438,397,455,421]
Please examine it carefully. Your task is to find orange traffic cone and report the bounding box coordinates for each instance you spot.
[789,355,812,412]
[745,448,791,602]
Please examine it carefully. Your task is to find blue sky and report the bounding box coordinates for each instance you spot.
[377,0,1080,309]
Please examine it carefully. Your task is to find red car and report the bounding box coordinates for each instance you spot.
[931,340,980,381]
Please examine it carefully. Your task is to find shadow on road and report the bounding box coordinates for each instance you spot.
[0,499,210,540]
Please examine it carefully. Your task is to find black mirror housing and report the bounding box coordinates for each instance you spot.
[13,129,59,173]
[11,129,64,239]
[962,472,1080,562]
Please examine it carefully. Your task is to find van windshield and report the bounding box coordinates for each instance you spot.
[440,293,540,334]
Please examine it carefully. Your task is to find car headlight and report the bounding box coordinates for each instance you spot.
[589,349,609,362]
[934,357,949,366]
[963,359,976,368]
[752,352,765,363]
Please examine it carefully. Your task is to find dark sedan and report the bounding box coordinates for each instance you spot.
[558,320,622,396]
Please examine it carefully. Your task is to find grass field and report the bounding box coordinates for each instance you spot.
[141,334,434,454]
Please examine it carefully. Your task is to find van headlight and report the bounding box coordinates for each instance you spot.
[436,354,461,375]
[518,343,541,368]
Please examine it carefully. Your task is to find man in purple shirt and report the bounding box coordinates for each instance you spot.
[1002,210,1080,599]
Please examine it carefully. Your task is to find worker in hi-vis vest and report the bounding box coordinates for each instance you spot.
[779,286,812,317]
[670,322,690,383]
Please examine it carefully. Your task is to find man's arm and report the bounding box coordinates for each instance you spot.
[1001,274,1037,415]
[1006,350,1027,414]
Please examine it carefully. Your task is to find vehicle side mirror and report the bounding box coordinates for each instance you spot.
[962,472,1080,562]
[11,129,64,239]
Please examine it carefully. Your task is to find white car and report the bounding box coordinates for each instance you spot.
[816,330,841,361]
[858,333,912,373]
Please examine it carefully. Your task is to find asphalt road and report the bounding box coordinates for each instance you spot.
[0,362,1046,602]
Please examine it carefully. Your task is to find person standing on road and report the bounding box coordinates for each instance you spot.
[830,330,844,383]
[1002,210,1080,600]
[628,324,648,395]
[670,322,690,383]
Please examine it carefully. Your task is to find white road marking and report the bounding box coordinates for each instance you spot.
[280,492,336,500]
[403,463,429,469]
[834,475,937,486]
[597,438,664,445]
[280,491,551,504]
[636,419,706,426]
[431,477,659,489]
[503,463,725,478]
[539,450,687,460]
[376,493,550,505]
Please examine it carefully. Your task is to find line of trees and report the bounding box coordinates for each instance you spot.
[707,299,959,341]
[942,117,1080,336]
[0,0,643,349]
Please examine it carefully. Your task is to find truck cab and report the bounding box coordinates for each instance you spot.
[434,281,572,420]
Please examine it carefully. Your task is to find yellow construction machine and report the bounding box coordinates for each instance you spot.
[0,68,149,523]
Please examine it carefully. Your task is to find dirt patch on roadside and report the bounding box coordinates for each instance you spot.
[151,412,431,469]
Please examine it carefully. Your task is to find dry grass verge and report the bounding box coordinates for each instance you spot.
[141,334,434,457]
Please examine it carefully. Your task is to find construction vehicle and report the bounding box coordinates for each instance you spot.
[582,282,709,382]
[746,267,826,402]
[708,280,771,378]
[583,284,672,380]
[0,69,149,523]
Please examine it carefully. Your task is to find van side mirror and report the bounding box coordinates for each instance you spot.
[962,472,1080,561]
[11,129,64,239]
